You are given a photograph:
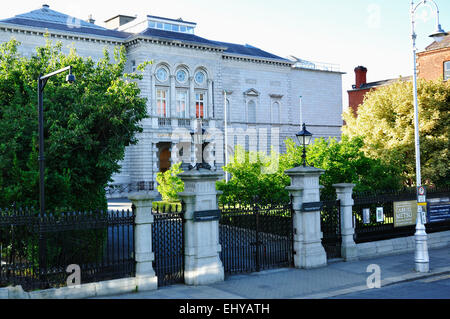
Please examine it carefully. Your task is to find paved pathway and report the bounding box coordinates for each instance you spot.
[95,246,450,299]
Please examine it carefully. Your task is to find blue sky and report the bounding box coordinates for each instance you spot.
[1,0,449,107]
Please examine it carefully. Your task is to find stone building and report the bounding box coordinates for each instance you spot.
[0,5,344,191]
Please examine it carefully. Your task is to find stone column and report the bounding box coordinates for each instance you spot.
[285,166,327,269]
[189,76,195,118]
[178,168,224,285]
[170,75,176,119]
[207,79,213,119]
[128,191,159,291]
[333,183,358,261]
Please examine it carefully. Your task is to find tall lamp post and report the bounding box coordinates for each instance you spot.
[410,0,446,273]
[37,66,75,217]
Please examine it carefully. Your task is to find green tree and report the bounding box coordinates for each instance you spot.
[280,136,402,198]
[0,38,149,212]
[217,136,401,203]
[343,78,449,187]
[217,145,288,205]
[156,162,184,202]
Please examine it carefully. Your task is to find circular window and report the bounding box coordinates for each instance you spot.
[176,69,187,83]
[156,67,168,82]
[194,71,205,85]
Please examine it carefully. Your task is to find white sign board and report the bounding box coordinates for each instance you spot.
[376,207,384,223]
[363,208,370,224]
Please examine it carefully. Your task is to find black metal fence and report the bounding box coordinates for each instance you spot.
[219,201,294,275]
[320,200,342,259]
[353,187,450,243]
[0,208,135,291]
[152,204,184,287]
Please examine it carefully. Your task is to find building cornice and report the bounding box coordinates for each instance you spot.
[0,22,126,45]
[124,34,226,53]
[222,53,293,67]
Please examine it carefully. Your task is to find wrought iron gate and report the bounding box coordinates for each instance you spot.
[152,206,184,287]
[320,200,342,259]
[219,201,294,275]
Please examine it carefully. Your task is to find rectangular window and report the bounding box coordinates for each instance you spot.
[444,61,450,81]
[172,24,179,32]
[163,23,171,31]
[180,26,187,32]
[156,22,163,29]
[176,90,188,118]
[149,21,156,28]
[156,89,168,117]
[272,101,280,123]
[196,92,206,118]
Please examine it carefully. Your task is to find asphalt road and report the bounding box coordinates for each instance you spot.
[329,273,450,299]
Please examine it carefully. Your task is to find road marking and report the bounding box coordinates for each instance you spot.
[420,274,450,283]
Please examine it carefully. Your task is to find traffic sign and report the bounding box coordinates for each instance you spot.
[417,186,426,203]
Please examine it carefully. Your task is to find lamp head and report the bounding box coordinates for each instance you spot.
[429,24,447,42]
[295,123,313,146]
[66,72,76,84]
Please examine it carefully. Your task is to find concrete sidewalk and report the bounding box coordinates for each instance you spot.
[96,246,450,299]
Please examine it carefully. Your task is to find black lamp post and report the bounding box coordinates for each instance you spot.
[37,66,75,217]
[295,123,312,167]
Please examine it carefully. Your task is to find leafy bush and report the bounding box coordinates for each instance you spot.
[0,38,149,212]
[156,162,184,202]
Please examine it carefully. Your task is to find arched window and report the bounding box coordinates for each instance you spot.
[248,100,256,123]
[272,101,280,123]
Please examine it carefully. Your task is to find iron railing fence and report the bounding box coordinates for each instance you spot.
[0,208,135,291]
[152,204,184,287]
[106,181,155,197]
[219,200,294,275]
[352,187,450,243]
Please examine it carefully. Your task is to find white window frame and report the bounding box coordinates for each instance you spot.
[444,61,450,81]
[271,101,281,124]
[247,100,256,123]
[176,90,188,118]
[195,91,207,119]
[156,88,169,118]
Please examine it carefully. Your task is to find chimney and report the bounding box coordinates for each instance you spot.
[87,14,95,24]
[354,66,367,89]
[104,15,137,30]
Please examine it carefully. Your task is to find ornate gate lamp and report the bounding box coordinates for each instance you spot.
[295,123,312,167]
[188,120,211,170]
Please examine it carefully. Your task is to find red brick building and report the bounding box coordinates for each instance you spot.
[348,35,449,115]
[417,34,450,81]
[347,66,411,115]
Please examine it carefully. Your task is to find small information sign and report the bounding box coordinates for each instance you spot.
[363,208,370,224]
[376,207,384,223]
[394,200,418,227]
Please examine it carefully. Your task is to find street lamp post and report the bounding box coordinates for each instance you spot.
[37,66,75,287]
[37,66,75,217]
[410,0,446,273]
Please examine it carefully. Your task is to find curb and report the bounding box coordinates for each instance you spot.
[297,266,450,299]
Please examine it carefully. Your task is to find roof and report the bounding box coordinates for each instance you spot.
[212,40,288,61]
[146,15,196,26]
[351,76,412,91]
[138,28,223,48]
[0,5,130,39]
[0,6,295,62]
[425,34,450,51]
